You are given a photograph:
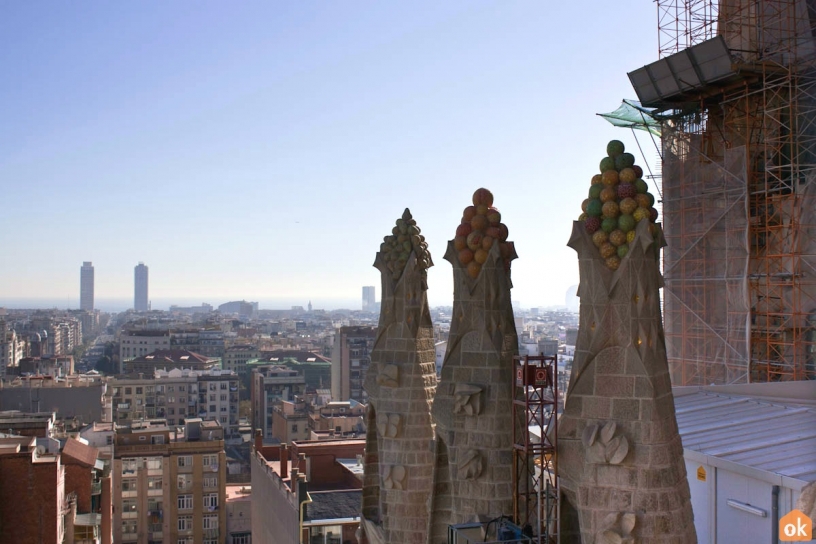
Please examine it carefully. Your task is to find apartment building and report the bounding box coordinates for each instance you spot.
[330,326,376,403]
[222,344,260,376]
[0,432,112,544]
[111,368,240,438]
[250,366,306,441]
[119,330,171,366]
[122,349,218,376]
[113,418,226,544]
[0,320,25,375]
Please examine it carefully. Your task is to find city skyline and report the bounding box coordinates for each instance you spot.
[0,2,659,310]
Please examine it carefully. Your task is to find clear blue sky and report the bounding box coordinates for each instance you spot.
[0,1,660,310]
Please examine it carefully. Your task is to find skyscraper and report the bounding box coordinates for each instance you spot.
[134,262,149,312]
[362,286,375,312]
[80,262,94,311]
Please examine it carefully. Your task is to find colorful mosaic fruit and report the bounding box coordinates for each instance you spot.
[454,188,512,278]
[582,140,659,270]
[380,208,431,280]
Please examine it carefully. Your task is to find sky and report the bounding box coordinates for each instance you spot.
[0,1,661,311]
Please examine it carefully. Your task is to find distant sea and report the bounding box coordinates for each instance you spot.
[0,297,363,313]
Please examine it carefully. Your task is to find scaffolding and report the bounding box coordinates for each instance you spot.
[654,0,816,384]
[512,355,558,543]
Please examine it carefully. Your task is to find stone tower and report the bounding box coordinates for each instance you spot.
[558,220,697,543]
[428,236,519,543]
[361,209,438,544]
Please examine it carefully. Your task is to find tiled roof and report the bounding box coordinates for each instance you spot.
[61,438,99,468]
[131,350,211,364]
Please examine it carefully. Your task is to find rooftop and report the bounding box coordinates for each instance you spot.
[305,489,362,523]
[674,381,816,489]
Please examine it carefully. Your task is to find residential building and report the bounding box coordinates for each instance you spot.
[0,432,111,544]
[81,261,94,312]
[251,438,364,544]
[122,349,218,376]
[271,400,311,443]
[361,286,375,312]
[113,418,227,544]
[250,366,306,441]
[111,368,240,438]
[330,326,375,403]
[0,374,109,424]
[0,320,24,376]
[225,485,252,544]
[310,400,366,440]
[134,262,149,312]
[222,344,261,377]
[119,330,171,367]
[252,349,331,392]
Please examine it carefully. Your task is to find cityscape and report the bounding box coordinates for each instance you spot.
[1,2,815,544]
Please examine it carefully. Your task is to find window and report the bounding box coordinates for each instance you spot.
[220,416,227,423]
[203,454,217,467]
[177,473,192,491]
[125,387,132,395]
[178,385,186,392]
[203,476,217,488]
[122,520,137,534]
[148,477,162,490]
[177,494,193,510]
[168,386,175,392]
[122,499,137,518]
[210,394,216,402]
[177,515,193,532]
[209,383,217,391]
[220,406,227,412]
[232,534,251,544]
[220,383,227,390]
[146,457,162,470]
[220,394,227,401]
[122,479,137,492]
[203,514,218,530]
[292,424,298,433]
[151,434,164,444]
[210,405,216,412]
[167,396,175,404]
[179,396,186,404]
[168,418,176,426]
[136,387,143,394]
[203,493,218,509]
[121,458,138,474]
[178,539,193,544]
[177,455,193,467]
[204,540,219,544]
[168,407,175,415]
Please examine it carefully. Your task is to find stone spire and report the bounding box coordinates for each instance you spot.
[360,209,438,544]
[558,220,697,543]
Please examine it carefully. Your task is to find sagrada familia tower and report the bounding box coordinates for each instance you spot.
[360,183,695,543]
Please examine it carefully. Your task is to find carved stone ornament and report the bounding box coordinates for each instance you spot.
[376,413,402,438]
[383,465,406,490]
[376,364,400,388]
[583,421,630,465]
[601,511,637,543]
[453,384,484,416]
[458,449,485,480]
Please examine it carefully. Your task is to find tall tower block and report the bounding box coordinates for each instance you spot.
[80,262,94,311]
[134,262,149,312]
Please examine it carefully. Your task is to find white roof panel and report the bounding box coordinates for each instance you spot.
[674,382,816,486]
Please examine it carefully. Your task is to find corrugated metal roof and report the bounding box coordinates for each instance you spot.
[674,384,816,485]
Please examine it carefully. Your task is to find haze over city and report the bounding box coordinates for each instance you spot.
[0,1,658,311]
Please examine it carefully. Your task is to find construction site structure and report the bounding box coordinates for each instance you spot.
[512,354,558,544]
[644,0,816,384]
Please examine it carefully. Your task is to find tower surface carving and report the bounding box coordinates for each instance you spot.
[361,209,438,544]
[559,219,697,543]
[428,189,519,543]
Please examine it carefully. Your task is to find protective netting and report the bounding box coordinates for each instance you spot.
[597,100,662,137]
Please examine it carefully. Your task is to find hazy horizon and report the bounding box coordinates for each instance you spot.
[1,2,659,312]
